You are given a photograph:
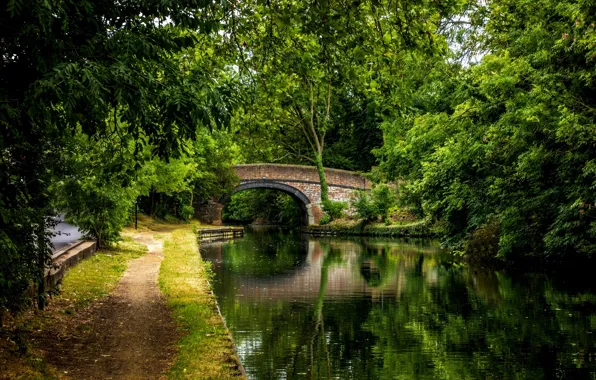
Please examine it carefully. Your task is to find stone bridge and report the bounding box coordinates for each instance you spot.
[197,164,371,225]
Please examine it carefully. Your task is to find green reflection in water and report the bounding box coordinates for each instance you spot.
[200,229,596,379]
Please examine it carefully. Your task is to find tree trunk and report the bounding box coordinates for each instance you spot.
[37,220,46,310]
[314,153,328,202]
[151,190,155,215]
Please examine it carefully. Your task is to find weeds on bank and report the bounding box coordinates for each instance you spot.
[159,227,243,379]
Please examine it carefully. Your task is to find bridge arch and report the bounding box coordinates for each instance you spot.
[220,181,315,226]
[196,164,371,226]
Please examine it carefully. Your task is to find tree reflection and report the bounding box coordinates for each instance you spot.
[201,231,596,379]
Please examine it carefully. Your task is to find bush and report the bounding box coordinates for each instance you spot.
[371,184,395,222]
[322,200,348,220]
[353,191,377,221]
[319,213,331,225]
[57,181,136,248]
[352,185,398,222]
[387,206,418,223]
[181,204,195,220]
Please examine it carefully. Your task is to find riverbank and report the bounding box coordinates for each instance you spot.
[303,219,439,238]
[159,224,244,378]
[0,218,244,379]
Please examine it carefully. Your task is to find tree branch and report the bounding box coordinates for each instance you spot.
[292,105,317,152]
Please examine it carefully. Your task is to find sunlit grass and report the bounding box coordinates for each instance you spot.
[56,237,147,311]
[159,226,244,379]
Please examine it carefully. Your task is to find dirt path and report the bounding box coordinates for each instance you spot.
[43,232,178,379]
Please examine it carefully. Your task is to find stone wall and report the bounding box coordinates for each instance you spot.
[196,200,224,226]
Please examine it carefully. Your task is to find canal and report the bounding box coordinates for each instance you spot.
[200,228,596,379]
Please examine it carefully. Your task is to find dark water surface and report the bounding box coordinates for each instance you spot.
[200,228,596,379]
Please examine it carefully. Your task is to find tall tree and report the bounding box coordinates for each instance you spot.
[0,0,231,312]
[380,0,596,260]
[229,0,462,201]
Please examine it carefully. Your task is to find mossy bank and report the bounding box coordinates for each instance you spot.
[303,220,439,238]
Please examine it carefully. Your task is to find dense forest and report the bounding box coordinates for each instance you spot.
[1,0,595,315]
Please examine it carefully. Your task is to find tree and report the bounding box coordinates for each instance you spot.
[229,0,462,202]
[379,0,596,260]
[0,0,232,311]
[52,129,146,248]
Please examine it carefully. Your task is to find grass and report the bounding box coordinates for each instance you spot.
[1,218,244,379]
[0,237,147,379]
[159,225,244,379]
[55,237,146,311]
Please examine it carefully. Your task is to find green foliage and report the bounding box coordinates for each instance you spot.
[353,185,397,222]
[230,0,464,192]
[0,0,235,312]
[305,221,436,238]
[353,191,378,221]
[321,200,348,221]
[139,129,239,221]
[180,205,195,221]
[190,129,239,204]
[223,190,302,227]
[371,184,396,222]
[319,214,332,225]
[53,131,142,247]
[323,99,383,172]
[379,0,596,261]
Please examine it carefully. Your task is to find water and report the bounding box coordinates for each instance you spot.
[200,228,596,379]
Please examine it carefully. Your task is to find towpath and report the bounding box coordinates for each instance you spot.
[43,231,178,379]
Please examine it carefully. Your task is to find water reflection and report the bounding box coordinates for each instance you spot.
[201,229,596,379]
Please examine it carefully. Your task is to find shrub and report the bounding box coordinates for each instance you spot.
[322,200,348,220]
[181,205,195,220]
[353,191,377,221]
[387,206,418,223]
[57,181,136,248]
[371,184,395,222]
[319,213,331,225]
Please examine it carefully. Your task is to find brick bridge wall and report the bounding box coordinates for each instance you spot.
[196,164,371,226]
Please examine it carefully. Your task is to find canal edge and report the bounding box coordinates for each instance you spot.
[197,228,248,378]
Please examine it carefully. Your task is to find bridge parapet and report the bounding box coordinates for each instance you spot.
[234,164,371,190]
[197,164,370,226]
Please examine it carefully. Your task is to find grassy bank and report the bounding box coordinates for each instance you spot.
[1,219,244,379]
[56,237,147,310]
[0,237,147,379]
[305,219,439,238]
[159,225,244,379]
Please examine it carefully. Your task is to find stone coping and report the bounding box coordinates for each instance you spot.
[234,163,367,177]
